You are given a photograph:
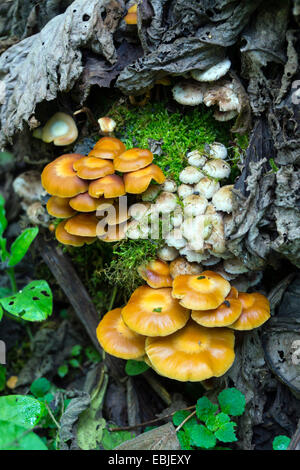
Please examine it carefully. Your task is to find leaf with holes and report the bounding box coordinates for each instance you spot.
[0,280,52,322]
[8,227,39,267]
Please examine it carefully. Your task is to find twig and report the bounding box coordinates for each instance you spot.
[108,286,118,311]
[175,410,197,432]
[45,403,61,429]
[109,405,196,432]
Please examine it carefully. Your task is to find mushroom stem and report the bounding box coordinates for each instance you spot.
[73,107,99,129]
[143,370,172,406]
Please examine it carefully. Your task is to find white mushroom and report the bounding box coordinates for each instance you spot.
[141,184,161,202]
[129,202,151,221]
[154,191,178,213]
[201,255,220,266]
[182,194,208,217]
[194,177,220,199]
[172,81,206,106]
[223,257,249,274]
[177,184,194,199]
[171,206,183,227]
[203,159,231,179]
[169,257,202,279]
[98,117,116,133]
[13,171,47,205]
[209,142,227,160]
[203,81,240,113]
[26,202,50,227]
[205,213,226,254]
[214,110,238,122]
[165,228,187,250]
[212,185,233,213]
[179,166,204,184]
[179,246,209,263]
[126,220,149,239]
[162,179,177,193]
[191,59,231,82]
[186,150,207,168]
[157,245,179,261]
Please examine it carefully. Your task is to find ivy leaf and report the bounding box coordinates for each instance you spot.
[125,360,149,376]
[0,395,45,429]
[215,421,237,443]
[206,412,230,432]
[177,429,193,450]
[218,388,246,416]
[30,378,51,398]
[0,422,48,450]
[196,396,218,422]
[172,410,191,427]
[0,280,52,322]
[190,423,216,449]
[272,435,291,450]
[8,227,38,267]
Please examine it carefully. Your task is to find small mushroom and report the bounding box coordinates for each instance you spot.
[141,184,162,202]
[186,150,207,168]
[203,159,231,179]
[172,271,231,310]
[162,179,177,192]
[46,196,76,218]
[229,292,270,330]
[73,156,114,180]
[203,81,240,113]
[89,137,126,160]
[191,59,231,82]
[177,184,194,199]
[64,213,100,238]
[55,220,96,247]
[194,177,220,199]
[13,171,47,205]
[124,3,138,25]
[223,257,249,275]
[27,202,50,227]
[69,193,113,213]
[41,154,89,197]
[179,166,204,184]
[172,81,206,106]
[121,286,190,336]
[126,219,149,239]
[35,112,78,146]
[89,174,126,199]
[124,164,166,194]
[183,194,208,216]
[97,308,145,359]
[157,245,179,261]
[169,257,202,278]
[166,228,187,250]
[138,259,172,288]
[98,117,116,134]
[212,185,233,213]
[209,142,227,160]
[129,202,151,220]
[214,110,238,122]
[154,191,178,214]
[192,287,242,327]
[114,148,153,173]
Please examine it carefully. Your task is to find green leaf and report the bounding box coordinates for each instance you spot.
[214,421,237,443]
[70,344,82,356]
[69,358,80,368]
[272,435,291,450]
[0,194,7,238]
[0,304,3,321]
[0,236,9,262]
[218,388,246,416]
[0,365,6,391]
[206,412,230,432]
[0,422,48,450]
[196,396,218,422]
[0,395,45,429]
[177,429,193,450]
[189,423,216,449]
[30,378,51,398]
[101,429,135,450]
[172,410,191,427]
[0,280,52,322]
[85,346,102,363]
[125,359,149,376]
[57,364,69,378]
[8,227,38,267]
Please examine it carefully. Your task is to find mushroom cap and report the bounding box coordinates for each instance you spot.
[186,150,207,168]
[183,194,208,216]
[141,184,162,202]
[203,159,231,179]
[42,112,78,146]
[212,185,233,213]
[145,320,235,382]
[223,257,248,275]
[138,259,172,288]
[46,196,76,219]
[114,148,153,173]
[157,245,179,262]
[172,271,231,310]
[194,177,220,200]
[121,286,190,337]
[124,164,166,194]
[214,109,238,121]
[98,117,116,133]
[64,213,100,237]
[154,191,178,213]
[229,292,270,330]
[191,290,242,327]
[162,179,177,192]
[191,59,231,82]
[169,257,202,279]
[55,220,96,247]
[73,157,114,180]
[97,308,145,359]
[172,81,205,106]
[177,184,194,199]
[179,166,204,184]
[209,142,228,160]
[105,202,130,225]
[89,174,126,198]
[69,192,114,212]
[89,137,126,159]
[41,154,89,197]
[124,4,138,25]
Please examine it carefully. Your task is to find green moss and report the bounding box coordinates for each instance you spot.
[102,238,164,299]
[109,101,232,182]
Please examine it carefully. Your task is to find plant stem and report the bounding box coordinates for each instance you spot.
[175,410,197,432]
[6,267,17,294]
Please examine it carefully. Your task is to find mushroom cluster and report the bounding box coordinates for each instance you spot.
[41,136,165,246]
[33,112,78,146]
[97,264,270,382]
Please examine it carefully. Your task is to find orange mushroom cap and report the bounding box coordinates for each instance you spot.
[97,308,146,360]
[64,213,101,238]
[124,164,166,194]
[105,202,130,225]
[145,320,235,382]
[41,154,89,197]
[138,259,172,288]
[46,196,76,218]
[172,271,231,310]
[55,220,96,247]
[89,174,126,198]
[124,4,137,24]
[114,148,153,173]
[73,157,114,180]
[41,112,78,146]
[191,288,242,327]
[89,137,126,160]
[69,192,114,212]
[121,286,190,337]
[229,292,270,330]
